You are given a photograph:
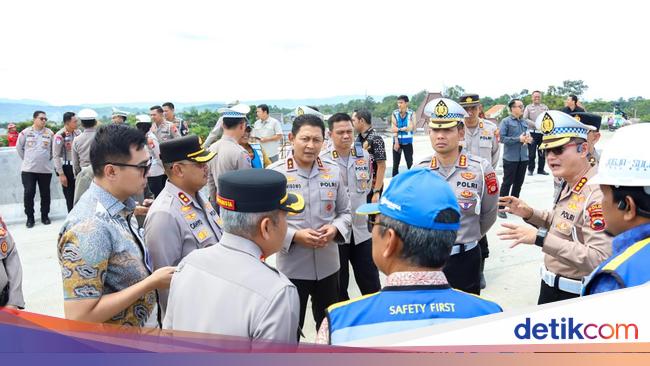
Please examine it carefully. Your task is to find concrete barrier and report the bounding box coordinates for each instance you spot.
[0,147,67,224]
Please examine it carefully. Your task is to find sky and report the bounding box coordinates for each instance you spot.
[0,0,647,106]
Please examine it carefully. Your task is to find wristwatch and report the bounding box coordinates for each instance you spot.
[372,188,382,194]
[535,227,548,247]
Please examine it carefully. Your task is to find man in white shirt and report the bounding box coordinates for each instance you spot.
[251,104,284,163]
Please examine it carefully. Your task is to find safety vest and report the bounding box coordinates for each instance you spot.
[393,109,414,144]
[582,236,650,295]
[327,285,502,345]
[250,143,264,168]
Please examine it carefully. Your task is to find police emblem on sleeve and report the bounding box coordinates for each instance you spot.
[0,240,7,255]
[434,100,449,117]
[541,113,555,134]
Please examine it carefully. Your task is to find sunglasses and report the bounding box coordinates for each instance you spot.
[544,142,579,156]
[104,157,152,177]
[367,215,402,239]
[39,117,48,121]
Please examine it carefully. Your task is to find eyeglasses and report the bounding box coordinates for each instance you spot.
[367,215,402,239]
[104,157,152,177]
[544,142,579,156]
[38,117,48,121]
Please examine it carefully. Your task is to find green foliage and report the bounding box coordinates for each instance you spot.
[443,85,465,100]
[0,135,7,147]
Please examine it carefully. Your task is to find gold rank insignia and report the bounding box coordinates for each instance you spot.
[430,157,438,169]
[541,113,555,134]
[287,158,295,170]
[316,157,324,169]
[287,176,296,182]
[197,230,209,241]
[434,100,449,117]
[185,212,197,221]
[572,177,588,194]
[332,150,339,159]
[178,192,191,205]
[0,228,5,237]
[321,174,333,180]
[479,121,484,129]
[458,154,467,167]
[1,240,7,255]
[180,205,192,212]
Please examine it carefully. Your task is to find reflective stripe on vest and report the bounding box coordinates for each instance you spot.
[250,143,264,168]
[583,236,650,295]
[326,286,501,345]
[393,109,413,144]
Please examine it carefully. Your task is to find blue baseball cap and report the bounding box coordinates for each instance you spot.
[357,168,460,230]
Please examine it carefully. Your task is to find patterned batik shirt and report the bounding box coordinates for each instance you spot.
[58,182,158,327]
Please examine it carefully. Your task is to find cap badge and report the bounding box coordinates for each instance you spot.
[434,100,449,118]
[465,97,473,103]
[573,115,581,122]
[541,113,555,134]
[297,107,304,116]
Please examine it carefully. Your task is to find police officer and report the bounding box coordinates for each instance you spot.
[498,111,612,304]
[458,94,500,289]
[53,112,81,212]
[16,110,54,227]
[268,113,351,334]
[72,108,98,176]
[150,105,180,143]
[164,169,304,344]
[390,95,415,176]
[144,135,223,314]
[202,102,249,148]
[415,98,498,295]
[582,123,650,295]
[207,105,252,204]
[321,113,380,301]
[0,215,25,309]
[316,169,502,345]
[137,114,166,197]
[111,109,128,124]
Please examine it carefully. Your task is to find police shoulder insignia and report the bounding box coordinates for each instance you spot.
[479,121,484,129]
[484,172,499,195]
[0,240,7,255]
[178,192,191,205]
[316,157,324,170]
[332,150,339,159]
[430,157,438,169]
[572,177,588,194]
[541,113,555,134]
[0,228,6,237]
[287,158,295,170]
[197,229,209,241]
[458,154,467,167]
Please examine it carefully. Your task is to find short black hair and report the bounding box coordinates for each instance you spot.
[258,104,269,114]
[327,113,352,131]
[150,105,164,114]
[355,109,372,125]
[223,117,246,129]
[162,102,175,110]
[81,118,97,128]
[508,98,522,110]
[532,90,542,95]
[611,186,650,217]
[63,112,76,123]
[292,114,325,137]
[397,95,409,103]
[569,95,578,103]
[90,124,146,177]
[33,110,45,119]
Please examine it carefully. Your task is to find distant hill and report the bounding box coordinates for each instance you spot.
[0,94,379,122]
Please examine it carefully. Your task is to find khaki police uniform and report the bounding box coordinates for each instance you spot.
[268,154,351,330]
[163,168,304,343]
[0,218,25,308]
[145,181,223,314]
[526,165,612,301]
[462,119,500,170]
[53,127,81,211]
[207,135,252,200]
[321,146,380,300]
[415,153,499,294]
[163,233,299,344]
[153,120,180,143]
[72,127,96,176]
[17,126,54,223]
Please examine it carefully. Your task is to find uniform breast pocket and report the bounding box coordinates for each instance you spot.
[320,189,336,218]
[354,168,370,193]
[479,138,492,148]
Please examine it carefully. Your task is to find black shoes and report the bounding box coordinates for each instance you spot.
[537,171,550,175]
[41,216,51,225]
[26,218,35,228]
[527,171,534,176]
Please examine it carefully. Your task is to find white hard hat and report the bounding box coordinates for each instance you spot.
[589,123,650,190]
[135,114,151,123]
[78,108,98,120]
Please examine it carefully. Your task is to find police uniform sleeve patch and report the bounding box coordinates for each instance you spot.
[1,240,7,255]
[55,135,62,144]
[485,172,499,195]
[587,203,606,231]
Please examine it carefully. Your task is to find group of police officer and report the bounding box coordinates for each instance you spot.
[2,95,650,346]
